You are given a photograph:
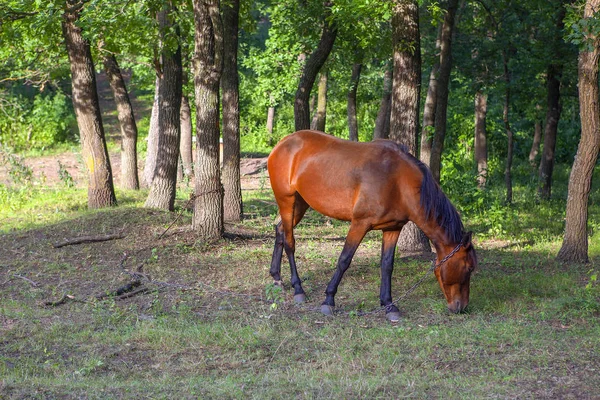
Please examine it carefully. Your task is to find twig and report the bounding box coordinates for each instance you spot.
[43,294,84,307]
[114,286,151,300]
[53,233,125,248]
[95,280,142,300]
[12,274,39,287]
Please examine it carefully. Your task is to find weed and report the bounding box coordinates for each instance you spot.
[57,161,75,188]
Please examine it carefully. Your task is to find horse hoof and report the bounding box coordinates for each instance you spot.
[273,280,284,288]
[293,293,306,303]
[320,304,334,316]
[386,311,401,323]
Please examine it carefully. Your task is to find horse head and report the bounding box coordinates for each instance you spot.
[434,232,477,313]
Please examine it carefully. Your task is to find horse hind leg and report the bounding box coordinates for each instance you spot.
[269,194,309,303]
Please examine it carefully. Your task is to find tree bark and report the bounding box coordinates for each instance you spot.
[347,63,362,141]
[429,0,459,182]
[221,0,242,222]
[474,90,488,189]
[310,72,328,131]
[373,62,392,140]
[145,4,183,210]
[180,94,193,177]
[529,119,542,166]
[503,50,514,204]
[143,77,160,187]
[557,0,600,263]
[420,25,441,166]
[538,6,565,200]
[62,1,116,209]
[192,0,224,239]
[391,0,430,253]
[538,65,561,200]
[102,53,140,190]
[294,3,337,131]
[266,105,275,146]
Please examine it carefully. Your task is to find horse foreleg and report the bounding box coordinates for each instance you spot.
[321,222,369,316]
[380,230,401,322]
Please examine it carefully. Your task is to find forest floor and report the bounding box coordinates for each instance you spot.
[1,152,600,398]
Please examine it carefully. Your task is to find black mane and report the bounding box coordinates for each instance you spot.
[403,151,464,244]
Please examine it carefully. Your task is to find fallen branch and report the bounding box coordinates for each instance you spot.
[114,286,150,300]
[13,274,39,287]
[96,280,142,300]
[53,233,125,248]
[43,294,83,307]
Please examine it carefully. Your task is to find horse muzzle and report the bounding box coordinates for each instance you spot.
[447,299,467,314]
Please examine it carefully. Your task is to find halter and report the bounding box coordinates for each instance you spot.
[432,242,463,271]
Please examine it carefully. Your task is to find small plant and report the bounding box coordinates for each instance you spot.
[0,147,33,185]
[58,160,75,188]
[265,283,284,310]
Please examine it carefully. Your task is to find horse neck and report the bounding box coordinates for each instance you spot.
[411,214,458,257]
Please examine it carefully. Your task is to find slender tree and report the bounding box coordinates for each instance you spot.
[474,90,488,188]
[310,71,328,131]
[429,0,460,182]
[420,25,441,166]
[62,0,116,208]
[221,0,243,222]
[390,0,430,253]
[102,52,139,190]
[347,62,362,141]
[538,5,566,200]
[145,3,183,210]
[294,2,337,131]
[180,94,193,178]
[143,77,161,187]
[373,62,392,140]
[192,0,224,238]
[557,0,600,263]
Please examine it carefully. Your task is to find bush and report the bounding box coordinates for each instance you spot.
[0,89,76,151]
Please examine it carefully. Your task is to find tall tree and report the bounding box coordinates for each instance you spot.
[502,48,514,204]
[192,0,224,238]
[310,71,328,131]
[102,52,140,190]
[557,0,600,263]
[145,3,183,210]
[373,62,392,140]
[221,0,243,222]
[474,90,488,188]
[294,2,337,131]
[429,0,460,182]
[62,0,116,208]
[143,77,161,187]
[390,0,430,253]
[180,94,193,178]
[347,62,362,141]
[538,5,566,200]
[420,25,441,166]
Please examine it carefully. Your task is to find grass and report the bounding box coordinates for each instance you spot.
[1,163,599,398]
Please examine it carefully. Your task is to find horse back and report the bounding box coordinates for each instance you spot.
[268,130,423,225]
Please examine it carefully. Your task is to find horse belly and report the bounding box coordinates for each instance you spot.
[295,174,355,221]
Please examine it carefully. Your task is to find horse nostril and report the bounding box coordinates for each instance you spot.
[448,300,462,314]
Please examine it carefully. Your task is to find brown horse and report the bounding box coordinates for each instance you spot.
[267,130,477,321]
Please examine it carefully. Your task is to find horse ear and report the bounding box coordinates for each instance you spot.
[461,231,473,249]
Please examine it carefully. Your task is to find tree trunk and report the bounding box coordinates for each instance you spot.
[429,0,459,182]
[391,0,429,253]
[294,3,337,131]
[310,72,328,131]
[373,63,392,140]
[266,105,275,146]
[347,63,362,141]
[143,77,160,187]
[538,6,565,200]
[420,25,442,166]
[180,94,193,177]
[192,0,224,239]
[538,65,561,200]
[474,90,488,189]
[557,0,600,263]
[221,0,242,222]
[529,119,542,166]
[145,4,183,211]
[503,50,514,204]
[102,53,139,190]
[62,2,116,209]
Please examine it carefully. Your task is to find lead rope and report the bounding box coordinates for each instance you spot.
[350,242,464,317]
